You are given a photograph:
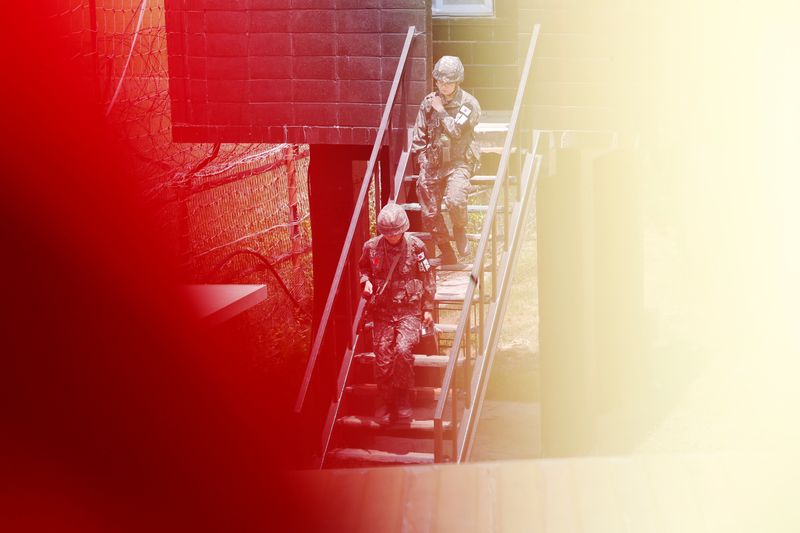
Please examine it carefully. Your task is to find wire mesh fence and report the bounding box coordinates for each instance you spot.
[53,0,313,366]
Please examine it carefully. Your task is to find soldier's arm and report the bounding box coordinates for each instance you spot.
[357,241,373,286]
[410,101,429,160]
[437,98,481,140]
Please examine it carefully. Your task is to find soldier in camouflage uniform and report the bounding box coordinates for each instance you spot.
[412,55,482,264]
[359,202,436,422]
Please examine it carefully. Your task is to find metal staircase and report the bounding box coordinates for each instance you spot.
[295,25,543,468]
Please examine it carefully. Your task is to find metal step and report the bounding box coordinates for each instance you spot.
[359,322,464,336]
[428,258,473,271]
[335,415,453,437]
[474,110,512,154]
[353,352,462,367]
[404,174,515,187]
[345,383,447,403]
[407,231,481,242]
[401,202,497,214]
[326,447,434,466]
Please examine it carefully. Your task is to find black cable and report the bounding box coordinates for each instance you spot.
[207,249,311,320]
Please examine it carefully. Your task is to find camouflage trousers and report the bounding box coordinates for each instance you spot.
[416,165,471,244]
[372,313,422,396]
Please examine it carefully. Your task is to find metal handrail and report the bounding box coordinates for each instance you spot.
[433,24,541,462]
[295,26,418,413]
[463,152,541,461]
[316,127,415,468]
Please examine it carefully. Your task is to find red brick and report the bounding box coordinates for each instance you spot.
[223,125,257,141]
[293,56,335,79]
[380,9,425,33]
[337,34,379,56]
[337,0,381,8]
[167,56,187,78]
[248,103,294,125]
[169,95,188,123]
[381,56,427,81]
[168,77,188,103]
[293,33,336,55]
[293,80,339,102]
[190,79,208,100]
[341,80,385,103]
[294,103,339,126]
[204,11,249,33]
[188,34,206,55]
[251,0,290,8]
[381,33,419,58]
[189,102,208,123]
[249,33,292,56]
[383,0,425,7]
[172,125,211,143]
[290,10,335,32]
[207,102,244,124]
[187,0,244,9]
[249,79,292,102]
[290,0,336,7]
[188,57,207,78]
[206,33,248,57]
[166,32,185,56]
[250,11,288,32]
[337,10,380,32]
[165,10,183,32]
[206,56,248,79]
[337,56,382,80]
[206,80,248,102]
[338,103,382,127]
[187,12,204,33]
[249,56,293,79]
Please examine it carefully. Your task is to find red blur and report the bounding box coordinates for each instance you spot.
[0,7,310,532]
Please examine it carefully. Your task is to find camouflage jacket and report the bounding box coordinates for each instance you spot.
[410,87,481,176]
[358,234,436,317]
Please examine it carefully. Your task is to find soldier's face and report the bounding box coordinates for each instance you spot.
[436,80,457,98]
[384,233,403,245]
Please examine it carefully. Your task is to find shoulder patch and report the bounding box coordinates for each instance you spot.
[416,251,431,273]
[455,105,472,125]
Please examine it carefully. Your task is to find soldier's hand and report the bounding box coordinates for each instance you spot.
[431,96,444,112]
[362,280,373,297]
[423,311,433,326]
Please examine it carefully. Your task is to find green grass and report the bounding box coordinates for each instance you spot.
[487,217,540,402]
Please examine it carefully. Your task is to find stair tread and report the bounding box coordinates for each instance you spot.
[354,352,463,367]
[359,322,462,335]
[404,174,514,186]
[428,258,473,271]
[337,415,452,432]
[408,231,481,242]
[401,202,495,213]
[327,447,434,465]
[345,383,445,399]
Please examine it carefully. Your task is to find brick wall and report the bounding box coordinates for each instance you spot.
[517,0,658,132]
[165,0,431,144]
[431,0,653,132]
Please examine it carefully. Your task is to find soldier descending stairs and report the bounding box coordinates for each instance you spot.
[322,56,519,468]
[297,24,542,469]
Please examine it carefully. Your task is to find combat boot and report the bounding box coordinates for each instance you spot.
[394,389,413,421]
[453,225,469,256]
[374,389,393,425]
[437,241,458,265]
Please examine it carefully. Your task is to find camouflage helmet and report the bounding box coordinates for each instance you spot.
[377,202,409,236]
[432,55,464,84]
